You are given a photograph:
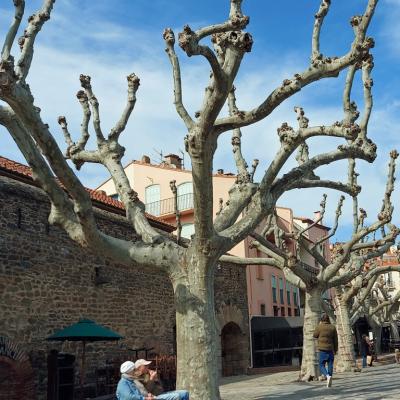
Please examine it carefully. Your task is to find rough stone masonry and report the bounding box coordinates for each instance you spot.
[0,167,249,399]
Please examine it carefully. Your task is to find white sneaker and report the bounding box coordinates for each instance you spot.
[326,375,332,388]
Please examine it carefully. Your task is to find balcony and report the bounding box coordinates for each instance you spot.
[145,193,194,216]
[298,261,320,275]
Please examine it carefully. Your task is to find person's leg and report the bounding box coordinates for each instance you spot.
[324,351,334,388]
[327,351,334,376]
[362,354,367,368]
[156,390,189,400]
[319,351,329,377]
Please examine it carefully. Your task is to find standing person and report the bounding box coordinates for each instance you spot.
[361,335,373,368]
[313,314,338,388]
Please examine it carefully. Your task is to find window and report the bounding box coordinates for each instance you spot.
[293,288,298,306]
[181,223,195,239]
[273,305,279,316]
[145,184,161,215]
[260,304,266,316]
[110,193,119,200]
[177,182,193,210]
[288,308,292,316]
[287,283,291,305]
[279,278,284,304]
[294,308,300,317]
[256,265,264,280]
[281,307,285,316]
[387,272,393,286]
[271,275,277,303]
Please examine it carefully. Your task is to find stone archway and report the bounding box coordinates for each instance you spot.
[216,303,248,377]
[220,322,247,376]
[0,337,35,400]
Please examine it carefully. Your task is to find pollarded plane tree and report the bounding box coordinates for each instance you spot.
[0,0,383,398]
[251,150,399,380]
[324,151,400,373]
[320,273,400,372]
[350,274,400,350]
[329,249,400,372]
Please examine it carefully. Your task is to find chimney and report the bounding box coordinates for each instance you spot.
[141,155,150,164]
[313,211,321,222]
[164,154,182,169]
[217,169,224,174]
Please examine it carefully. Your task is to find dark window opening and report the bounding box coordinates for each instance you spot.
[17,208,22,228]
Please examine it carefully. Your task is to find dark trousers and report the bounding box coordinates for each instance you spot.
[319,350,334,376]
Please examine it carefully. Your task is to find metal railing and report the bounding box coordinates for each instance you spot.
[298,261,319,275]
[145,193,194,216]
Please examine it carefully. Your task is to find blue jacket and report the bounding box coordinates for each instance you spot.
[116,377,145,400]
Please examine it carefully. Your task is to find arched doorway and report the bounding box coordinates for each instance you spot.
[0,337,35,400]
[221,322,246,377]
[0,358,20,400]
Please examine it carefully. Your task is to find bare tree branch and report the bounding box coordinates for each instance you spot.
[163,28,194,130]
[228,87,250,183]
[311,0,331,61]
[214,0,377,132]
[79,74,105,143]
[15,0,55,80]
[1,0,25,62]
[109,73,140,141]
[170,179,182,243]
[298,236,329,269]
[311,195,345,250]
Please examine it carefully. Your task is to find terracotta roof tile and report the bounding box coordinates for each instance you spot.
[0,156,174,231]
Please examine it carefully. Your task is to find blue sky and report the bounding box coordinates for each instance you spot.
[0,0,399,241]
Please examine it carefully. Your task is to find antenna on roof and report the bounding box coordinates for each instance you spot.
[152,148,163,164]
[179,149,185,170]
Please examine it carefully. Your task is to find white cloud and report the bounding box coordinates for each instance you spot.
[379,0,400,57]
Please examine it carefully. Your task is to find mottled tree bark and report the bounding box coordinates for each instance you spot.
[335,295,357,372]
[172,255,220,399]
[390,322,400,341]
[300,288,322,381]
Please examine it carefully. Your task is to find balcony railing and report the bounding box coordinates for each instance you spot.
[145,193,194,216]
[298,261,320,275]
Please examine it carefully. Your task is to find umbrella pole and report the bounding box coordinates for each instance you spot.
[80,340,86,400]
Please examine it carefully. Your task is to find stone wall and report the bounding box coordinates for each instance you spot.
[0,175,249,398]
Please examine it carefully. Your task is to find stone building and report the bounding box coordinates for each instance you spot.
[0,156,249,399]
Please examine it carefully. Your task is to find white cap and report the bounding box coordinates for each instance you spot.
[120,361,135,374]
[134,359,152,369]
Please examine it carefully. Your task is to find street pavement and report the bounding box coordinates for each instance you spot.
[220,362,400,399]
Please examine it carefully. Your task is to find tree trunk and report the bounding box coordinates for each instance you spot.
[390,321,400,341]
[372,323,382,355]
[334,296,357,372]
[172,255,220,400]
[300,288,321,381]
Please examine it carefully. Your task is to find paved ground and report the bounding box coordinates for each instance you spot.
[220,362,400,399]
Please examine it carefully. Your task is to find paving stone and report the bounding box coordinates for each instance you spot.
[221,362,400,399]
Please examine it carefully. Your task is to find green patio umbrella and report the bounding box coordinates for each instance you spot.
[47,318,123,399]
